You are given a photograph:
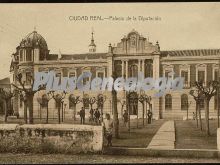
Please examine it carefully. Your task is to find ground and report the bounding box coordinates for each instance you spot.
[112,119,165,147]
[0,153,219,163]
[2,116,219,149]
[175,119,218,149]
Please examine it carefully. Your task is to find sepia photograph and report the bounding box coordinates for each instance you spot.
[0,2,220,163]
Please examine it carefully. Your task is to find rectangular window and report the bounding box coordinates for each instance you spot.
[97,72,104,79]
[181,70,188,87]
[26,49,32,61]
[20,50,23,62]
[214,70,218,81]
[83,71,90,85]
[165,70,170,78]
[26,72,32,85]
[198,71,205,83]
[56,73,62,85]
[69,72,76,78]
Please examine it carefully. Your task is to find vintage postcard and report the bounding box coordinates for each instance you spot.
[0,2,220,163]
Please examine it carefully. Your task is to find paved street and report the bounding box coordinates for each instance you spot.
[0,153,219,163]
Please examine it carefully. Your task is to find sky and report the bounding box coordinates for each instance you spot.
[0,3,220,79]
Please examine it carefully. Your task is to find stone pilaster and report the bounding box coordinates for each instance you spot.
[153,54,160,119]
[125,60,128,79]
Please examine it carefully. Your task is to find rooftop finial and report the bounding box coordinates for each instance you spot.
[89,27,96,53]
[34,26,37,32]
[91,27,94,41]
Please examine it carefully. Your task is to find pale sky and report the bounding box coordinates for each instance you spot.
[0,3,220,79]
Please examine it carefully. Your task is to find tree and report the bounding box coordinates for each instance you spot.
[12,73,45,124]
[19,91,28,124]
[37,97,43,121]
[0,88,15,122]
[42,93,53,124]
[138,92,146,127]
[195,81,218,135]
[69,94,81,121]
[88,97,97,112]
[117,99,126,120]
[126,91,131,132]
[97,94,106,122]
[50,91,66,124]
[145,95,152,124]
[189,89,203,130]
[112,71,119,138]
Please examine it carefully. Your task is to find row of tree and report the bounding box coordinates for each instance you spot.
[189,81,219,136]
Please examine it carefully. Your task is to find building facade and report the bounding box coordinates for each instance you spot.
[10,29,220,120]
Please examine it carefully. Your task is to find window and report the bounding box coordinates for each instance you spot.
[83,94,89,109]
[26,72,32,85]
[55,101,59,108]
[129,65,138,77]
[56,72,61,85]
[181,94,188,111]
[165,70,171,78]
[198,70,205,83]
[145,61,153,77]
[215,95,218,110]
[115,64,122,77]
[181,71,188,86]
[69,100,74,109]
[42,94,48,108]
[214,70,218,81]
[165,94,172,110]
[69,72,76,78]
[26,49,32,61]
[82,71,90,85]
[20,50,23,62]
[97,72,104,79]
[128,92,138,115]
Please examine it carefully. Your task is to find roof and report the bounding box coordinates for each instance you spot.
[20,31,48,50]
[0,77,10,89]
[46,53,107,61]
[161,49,220,57]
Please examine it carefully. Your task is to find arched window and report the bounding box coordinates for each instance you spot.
[69,95,74,109]
[26,49,32,61]
[83,94,89,109]
[128,92,138,115]
[165,94,172,110]
[115,64,122,77]
[42,94,48,108]
[145,60,153,78]
[181,94,188,111]
[129,64,138,77]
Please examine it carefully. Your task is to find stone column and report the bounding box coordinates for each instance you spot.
[142,59,145,76]
[153,55,160,79]
[138,59,141,74]
[125,60,128,79]
[152,54,160,120]
[122,60,124,78]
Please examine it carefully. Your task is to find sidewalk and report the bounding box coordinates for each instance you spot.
[147,120,175,149]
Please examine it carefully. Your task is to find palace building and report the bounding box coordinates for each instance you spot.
[9,29,220,120]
